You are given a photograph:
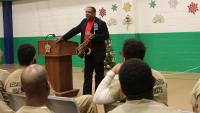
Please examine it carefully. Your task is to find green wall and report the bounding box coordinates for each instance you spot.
[137,32,200,72]
[1,32,200,72]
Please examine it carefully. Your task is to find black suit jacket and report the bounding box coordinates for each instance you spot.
[62,17,109,60]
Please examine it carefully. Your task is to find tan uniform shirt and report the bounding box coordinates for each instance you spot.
[0,101,14,113]
[191,79,200,113]
[75,95,98,113]
[16,106,54,113]
[4,69,23,94]
[108,99,182,113]
[0,69,10,85]
[152,69,168,105]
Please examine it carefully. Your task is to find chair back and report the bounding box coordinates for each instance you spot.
[8,93,80,113]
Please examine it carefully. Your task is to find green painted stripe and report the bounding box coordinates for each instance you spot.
[1,32,200,72]
[138,32,200,72]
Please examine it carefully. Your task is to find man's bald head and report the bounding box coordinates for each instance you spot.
[21,64,50,97]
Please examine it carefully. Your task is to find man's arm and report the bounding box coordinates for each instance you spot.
[93,64,121,104]
[62,24,81,41]
[60,19,86,42]
[93,70,116,104]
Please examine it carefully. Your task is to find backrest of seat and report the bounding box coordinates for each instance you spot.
[8,93,25,111]
[7,93,80,113]
[48,96,80,113]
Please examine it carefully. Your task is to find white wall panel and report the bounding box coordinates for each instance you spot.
[13,1,40,37]
[12,0,135,37]
[136,0,200,33]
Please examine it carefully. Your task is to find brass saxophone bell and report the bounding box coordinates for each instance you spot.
[76,34,95,58]
[76,47,92,58]
[85,48,92,55]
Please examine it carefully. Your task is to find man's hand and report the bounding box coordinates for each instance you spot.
[111,63,122,74]
[56,37,65,44]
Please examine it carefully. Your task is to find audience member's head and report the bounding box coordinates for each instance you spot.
[119,58,155,100]
[21,64,50,106]
[18,44,36,66]
[122,38,146,61]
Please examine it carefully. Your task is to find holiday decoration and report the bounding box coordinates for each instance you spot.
[123,2,132,12]
[107,18,117,26]
[111,4,118,12]
[149,0,156,8]
[104,38,116,72]
[99,8,106,18]
[152,15,165,23]
[168,0,178,8]
[188,2,199,14]
[122,14,133,30]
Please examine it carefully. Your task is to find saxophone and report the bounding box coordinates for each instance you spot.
[76,34,95,58]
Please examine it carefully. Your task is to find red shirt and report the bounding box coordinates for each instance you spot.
[84,19,94,48]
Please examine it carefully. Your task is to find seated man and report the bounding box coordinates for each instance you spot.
[191,79,200,113]
[17,64,54,113]
[4,44,97,113]
[94,38,168,105]
[0,49,10,86]
[0,49,14,113]
[109,58,181,113]
[4,44,36,94]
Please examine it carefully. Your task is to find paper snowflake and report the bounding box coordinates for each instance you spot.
[122,15,133,30]
[152,15,165,23]
[107,18,117,26]
[188,2,199,14]
[149,0,156,8]
[168,0,178,8]
[99,8,106,18]
[111,4,118,12]
[123,2,132,12]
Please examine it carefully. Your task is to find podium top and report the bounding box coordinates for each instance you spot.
[38,40,78,56]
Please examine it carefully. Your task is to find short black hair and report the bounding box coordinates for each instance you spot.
[122,38,146,60]
[87,6,96,13]
[119,58,155,100]
[18,44,36,66]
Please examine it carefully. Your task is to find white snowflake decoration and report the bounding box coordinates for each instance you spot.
[152,15,165,23]
[168,0,178,8]
[107,18,117,26]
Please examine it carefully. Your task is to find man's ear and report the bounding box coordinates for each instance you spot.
[120,51,126,62]
[46,81,50,91]
[31,56,36,64]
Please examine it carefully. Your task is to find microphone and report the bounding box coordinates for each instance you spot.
[45,34,56,40]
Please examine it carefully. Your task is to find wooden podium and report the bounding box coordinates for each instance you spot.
[38,40,79,97]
